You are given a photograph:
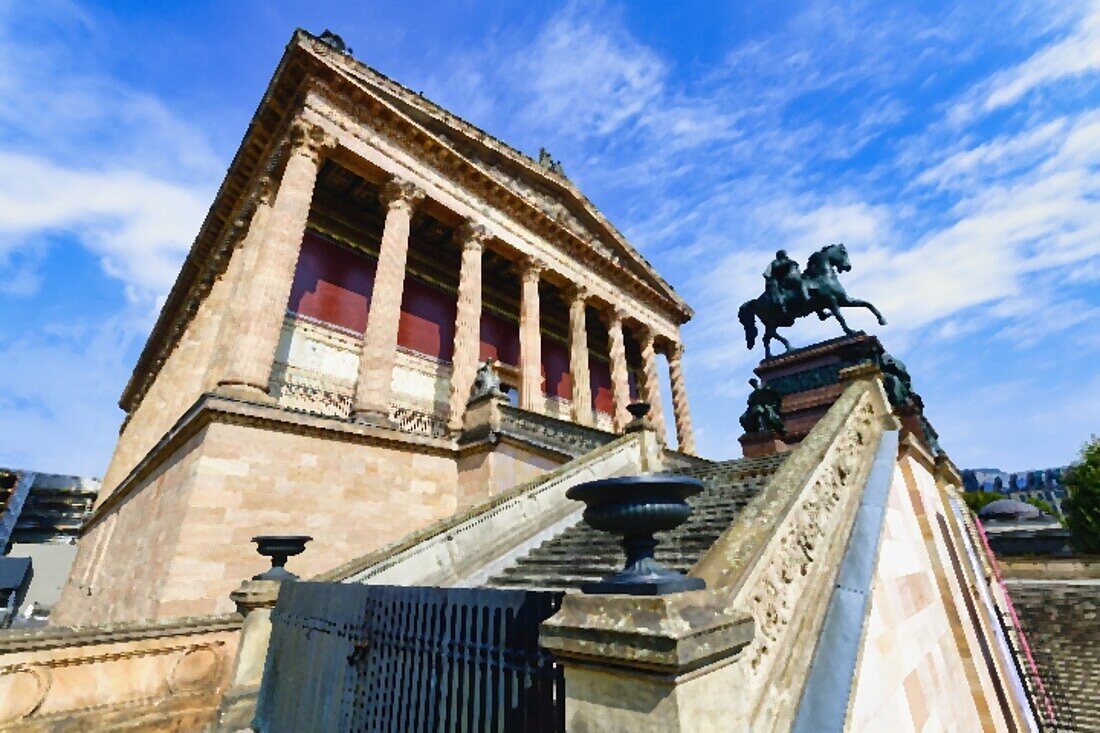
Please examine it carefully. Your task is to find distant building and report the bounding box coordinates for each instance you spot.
[962,465,1068,514]
[0,468,100,627]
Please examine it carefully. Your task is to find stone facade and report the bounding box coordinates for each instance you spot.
[54,29,699,627]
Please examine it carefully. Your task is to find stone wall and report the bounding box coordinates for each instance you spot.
[99,242,240,502]
[0,614,240,731]
[55,400,460,625]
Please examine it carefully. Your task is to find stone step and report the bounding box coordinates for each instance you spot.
[481,451,788,591]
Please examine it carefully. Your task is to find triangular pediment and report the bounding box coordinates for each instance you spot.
[294,31,689,317]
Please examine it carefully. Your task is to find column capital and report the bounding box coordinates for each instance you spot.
[287,118,337,162]
[602,304,627,326]
[380,176,426,212]
[518,256,545,283]
[455,221,491,252]
[564,283,590,304]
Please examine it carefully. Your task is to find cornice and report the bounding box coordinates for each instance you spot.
[85,393,457,535]
[297,31,689,316]
[301,72,686,321]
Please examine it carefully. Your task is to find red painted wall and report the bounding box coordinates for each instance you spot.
[541,337,572,399]
[288,232,376,333]
[397,278,457,361]
[288,232,460,362]
[479,311,520,366]
[590,357,613,414]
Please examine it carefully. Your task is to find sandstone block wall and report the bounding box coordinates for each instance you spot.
[100,248,241,501]
[55,420,459,625]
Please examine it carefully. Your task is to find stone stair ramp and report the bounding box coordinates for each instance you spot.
[484,452,788,592]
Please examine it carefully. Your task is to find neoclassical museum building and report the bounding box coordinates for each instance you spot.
[53,30,697,625]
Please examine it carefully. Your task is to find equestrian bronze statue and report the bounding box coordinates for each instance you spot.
[738,244,887,358]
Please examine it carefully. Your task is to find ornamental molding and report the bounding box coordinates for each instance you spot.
[689,379,886,728]
[298,73,683,319]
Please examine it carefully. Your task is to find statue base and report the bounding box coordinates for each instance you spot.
[741,332,939,456]
[739,432,789,458]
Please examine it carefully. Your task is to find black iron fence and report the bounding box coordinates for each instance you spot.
[254,582,566,733]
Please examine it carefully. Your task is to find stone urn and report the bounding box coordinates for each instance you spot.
[251,535,312,581]
[566,475,706,595]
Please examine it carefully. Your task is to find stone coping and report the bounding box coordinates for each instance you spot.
[0,613,241,654]
[540,589,754,679]
[85,392,457,533]
[314,431,642,582]
[692,377,888,592]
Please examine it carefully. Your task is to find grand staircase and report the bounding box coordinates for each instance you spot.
[484,452,788,591]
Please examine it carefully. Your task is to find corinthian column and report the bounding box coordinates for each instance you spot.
[639,329,667,442]
[567,286,593,426]
[606,307,631,432]
[518,258,544,413]
[446,222,489,432]
[217,119,335,401]
[352,177,425,425]
[667,343,696,454]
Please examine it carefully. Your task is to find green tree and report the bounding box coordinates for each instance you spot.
[1024,497,1055,516]
[1063,437,1100,554]
[963,490,1002,514]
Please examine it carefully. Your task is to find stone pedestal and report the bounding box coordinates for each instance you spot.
[540,590,754,732]
[743,333,934,455]
[738,432,788,458]
[213,579,283,731]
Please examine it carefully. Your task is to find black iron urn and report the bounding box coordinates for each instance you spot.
[566,475,706,595]
[251,535,312,581]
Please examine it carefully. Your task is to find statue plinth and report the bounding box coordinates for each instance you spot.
[741,333,939,456]
[739,432,789,458]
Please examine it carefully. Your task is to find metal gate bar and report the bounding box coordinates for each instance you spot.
[255,583,565,732]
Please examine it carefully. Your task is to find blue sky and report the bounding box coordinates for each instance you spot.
[1,0,1097,476]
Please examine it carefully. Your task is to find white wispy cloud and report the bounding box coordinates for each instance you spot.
[0,2,218,305]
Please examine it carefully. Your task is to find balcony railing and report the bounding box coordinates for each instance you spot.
[269,363,449,440]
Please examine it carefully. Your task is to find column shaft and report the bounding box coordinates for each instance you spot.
[446,223,487,432]
[640,331,667,441]
[518,260,544,413]
[567,287,593,426]
[218,122,332,399]
[353,178,425,424]
[207,179,274,392]
[606,309,631,432]
[668,345,696,454]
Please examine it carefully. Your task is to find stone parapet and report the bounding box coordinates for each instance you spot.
[319,431,652,587]
[0,614,240,730]
[691,376,892,730]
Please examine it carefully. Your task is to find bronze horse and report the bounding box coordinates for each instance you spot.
[738,243,887,358]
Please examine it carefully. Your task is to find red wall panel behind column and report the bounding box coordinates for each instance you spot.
[590,357,613,414]
[541,337,572,399]
[397,279,457,361]
[479,311,520,366]
[287,232,375,333]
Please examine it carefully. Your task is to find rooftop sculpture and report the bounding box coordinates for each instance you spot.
[738,244,887,358]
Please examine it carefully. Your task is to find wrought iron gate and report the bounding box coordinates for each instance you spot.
[254,582,566,732]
